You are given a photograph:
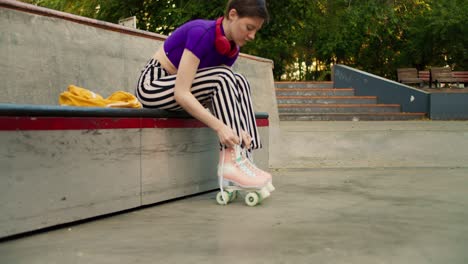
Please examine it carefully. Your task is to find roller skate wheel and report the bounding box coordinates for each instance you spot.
[245,192,260,207]
[216,191,229,205]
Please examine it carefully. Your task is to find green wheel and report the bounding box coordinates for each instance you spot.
[244,192,259,207]
[216,191,229,205]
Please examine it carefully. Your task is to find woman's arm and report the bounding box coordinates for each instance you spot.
[174,49,240,148]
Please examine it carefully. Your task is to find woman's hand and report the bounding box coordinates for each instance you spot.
[241,130,252,149]
[216,124,240,148]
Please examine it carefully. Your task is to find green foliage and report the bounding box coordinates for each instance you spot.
[404,0,468,70]
[21,0,468,80]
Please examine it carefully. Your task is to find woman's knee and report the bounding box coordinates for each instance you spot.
[211,67,238,90]
[215,66,237,82]
[235,73,252,93]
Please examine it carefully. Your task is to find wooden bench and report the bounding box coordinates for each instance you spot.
[418,71,430,83]
[397,68,424,87]
[430,67,460,88]
[452,71,468,87]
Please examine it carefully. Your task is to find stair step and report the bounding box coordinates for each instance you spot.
[279,113,426,121]
[276,88,355,96]
[277,96,377,104]
[275,81,333,89]
[274,81,427,121]
[278,104,401,113]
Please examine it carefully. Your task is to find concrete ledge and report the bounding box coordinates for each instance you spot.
[0,103,269,119]
[430,93,468,120]
[0,104,269,238]
[271,121,468,169]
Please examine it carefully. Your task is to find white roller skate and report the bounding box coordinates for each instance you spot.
[216,145,271,206]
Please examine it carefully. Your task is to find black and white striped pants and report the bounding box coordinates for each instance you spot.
[135,59,262,150]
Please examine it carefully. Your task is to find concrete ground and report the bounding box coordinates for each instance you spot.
[1,168,467,263]
[1,121,468,264]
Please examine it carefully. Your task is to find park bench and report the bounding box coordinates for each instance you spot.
[430,67,460,88]
[418,70,430,83]
[397,68,424,87]
[452,71,468,87]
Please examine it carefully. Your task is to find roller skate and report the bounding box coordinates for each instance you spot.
[240,148,275,193]
[216,145,271,206]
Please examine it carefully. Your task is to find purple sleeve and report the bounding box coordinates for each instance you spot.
[185,26,213,61]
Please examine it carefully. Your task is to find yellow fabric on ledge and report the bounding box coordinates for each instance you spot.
[59,85,142,108]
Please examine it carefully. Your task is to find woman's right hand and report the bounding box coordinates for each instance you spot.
[216,124,240,148]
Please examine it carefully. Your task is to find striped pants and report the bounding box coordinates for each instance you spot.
[135,59,262,150]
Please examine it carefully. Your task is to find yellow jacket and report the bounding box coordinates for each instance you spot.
[59,85,142,108]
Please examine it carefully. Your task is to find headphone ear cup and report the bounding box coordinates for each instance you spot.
[215,17,238,58]
[226,44,239,58]
[215,35,231,55]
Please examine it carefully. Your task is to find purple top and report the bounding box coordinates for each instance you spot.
[163,19,239,69]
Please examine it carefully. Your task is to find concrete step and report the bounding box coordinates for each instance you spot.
[279,113,427,121]
[276,88,355,96]
[274,81,427,121]
[278,104,401,113]
[275,81,333,89]
[277,96,377,105]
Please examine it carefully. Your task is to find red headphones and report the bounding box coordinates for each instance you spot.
[215,17,239,58]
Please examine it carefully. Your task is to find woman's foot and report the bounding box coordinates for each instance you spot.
[240,148,275,192]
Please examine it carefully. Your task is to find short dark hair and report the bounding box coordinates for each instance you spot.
[225,0,269,22]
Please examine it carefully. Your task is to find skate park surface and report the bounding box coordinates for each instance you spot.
[1,121,468,264]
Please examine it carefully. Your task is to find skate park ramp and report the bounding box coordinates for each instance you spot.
[2,1,468,263]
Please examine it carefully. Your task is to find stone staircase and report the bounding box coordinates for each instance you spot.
[276,82,426,121]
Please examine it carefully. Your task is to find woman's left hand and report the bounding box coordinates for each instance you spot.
[241,130,252,149]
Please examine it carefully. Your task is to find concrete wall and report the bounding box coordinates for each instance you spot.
[430,93,468,120]
[0,0,280,165]
[1,127,143,238]
[273,121,468,169]
[0,114,269,238]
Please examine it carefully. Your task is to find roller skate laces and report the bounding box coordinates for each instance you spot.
[216,145,270,206]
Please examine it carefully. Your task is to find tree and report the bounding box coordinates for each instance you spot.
[20,0,467,80]
[403,0,468,70]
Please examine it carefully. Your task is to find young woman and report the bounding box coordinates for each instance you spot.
[136,0,274,206]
